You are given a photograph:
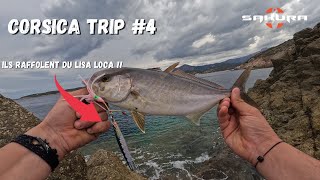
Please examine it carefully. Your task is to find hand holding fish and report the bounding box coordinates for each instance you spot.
[217,87,281,166]
[218,87,320,179]
[26,88,111,160]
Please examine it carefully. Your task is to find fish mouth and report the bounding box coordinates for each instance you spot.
[89,73,106,95]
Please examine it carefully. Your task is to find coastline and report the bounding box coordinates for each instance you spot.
[17,87,84,100]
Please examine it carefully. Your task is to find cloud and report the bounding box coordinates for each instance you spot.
[1,0,320,98]
[6,0,314,63]
[192,34,215,49]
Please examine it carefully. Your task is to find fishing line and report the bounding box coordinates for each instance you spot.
[78,74,136,171]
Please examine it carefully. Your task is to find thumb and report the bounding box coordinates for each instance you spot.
[230,87,252,111]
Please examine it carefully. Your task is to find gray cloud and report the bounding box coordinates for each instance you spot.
[1,0,320,98]
[20,0,318,63]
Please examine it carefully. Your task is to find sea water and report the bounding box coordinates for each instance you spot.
[16,68,273,179]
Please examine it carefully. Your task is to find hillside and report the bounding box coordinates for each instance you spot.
[237,39,295,69]
[18,87,83,99]
[178,53,256,74]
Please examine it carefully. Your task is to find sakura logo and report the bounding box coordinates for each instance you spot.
[242,7,308,29]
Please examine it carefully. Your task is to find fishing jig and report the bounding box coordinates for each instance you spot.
[76,75,136,171]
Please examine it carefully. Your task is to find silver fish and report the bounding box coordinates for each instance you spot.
[88,63,252,133]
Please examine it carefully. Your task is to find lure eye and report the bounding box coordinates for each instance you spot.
[101,76,111,82]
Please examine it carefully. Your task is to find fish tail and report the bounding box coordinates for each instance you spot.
[231,68,260,109]
[112,119,136,171]
[232,67,252,91]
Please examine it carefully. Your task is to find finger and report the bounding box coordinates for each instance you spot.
[218,106,230,131]
[87,121,111,134]
[223,116,239,139]
[222,97,230,103]
[219,98,230,106]
[74,112,108,129]
[230,88,252,112]
[220,99,230,108]
[217,98,231,112]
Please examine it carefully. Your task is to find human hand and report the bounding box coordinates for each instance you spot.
[217,88,281,165]
[26,88,111,160]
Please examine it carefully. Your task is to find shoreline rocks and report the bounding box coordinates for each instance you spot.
[248,23,320,159]
[87,150,146,180]
[237,39,295,70]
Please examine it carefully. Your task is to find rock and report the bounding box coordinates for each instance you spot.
[48,152,87,180]
[0,94,88,179]
[193,144,262,180]
[86,149,146,180]
[248,22,320,159]
[237,39,295,69]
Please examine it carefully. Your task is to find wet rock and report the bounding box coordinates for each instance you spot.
[86,149,146,180]
[48,152,87,180]
[194,144,262,180]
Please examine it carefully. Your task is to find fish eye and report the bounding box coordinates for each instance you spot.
[101,76,111,82]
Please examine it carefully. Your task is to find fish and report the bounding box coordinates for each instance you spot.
[87,63,254,133]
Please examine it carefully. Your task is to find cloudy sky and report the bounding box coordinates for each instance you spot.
[0,0,319,98]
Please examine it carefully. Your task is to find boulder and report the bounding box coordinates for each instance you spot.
[86,149,146,180]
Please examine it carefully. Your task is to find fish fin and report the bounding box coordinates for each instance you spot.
[231,68,260,109]
[164,62,179,73]
[147,67,162,71]
[232,67,252,91]
[171,69,226,90]
[131,111,146,133]
[130,90,140,99]
[240,92,260,109]
[185,111,206,126]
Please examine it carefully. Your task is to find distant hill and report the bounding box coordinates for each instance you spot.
[18,87,83,99]
[178,53,256,74]
[236,39,295,69]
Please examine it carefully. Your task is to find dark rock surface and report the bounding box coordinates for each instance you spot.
[248,23,320,159]
[86,149,146,180]
[194,144,262,180]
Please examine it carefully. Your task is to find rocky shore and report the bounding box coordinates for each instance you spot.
[237,38,295,70]
[248,23,320,159]
[0,94,145,180]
